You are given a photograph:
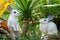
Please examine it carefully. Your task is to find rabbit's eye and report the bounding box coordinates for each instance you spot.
[44,20,46,21]
[13,11,16,13]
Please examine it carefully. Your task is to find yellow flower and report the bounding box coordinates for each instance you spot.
[8,0,14,3]
[0,0,14,17]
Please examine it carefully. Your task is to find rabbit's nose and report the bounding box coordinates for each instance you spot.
[18,12,20,15]
[17,13,20,15]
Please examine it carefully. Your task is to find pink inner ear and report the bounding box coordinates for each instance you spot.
[7,5,12,11]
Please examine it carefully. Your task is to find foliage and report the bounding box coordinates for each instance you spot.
[1,0,60,40]
[14,0,41,20]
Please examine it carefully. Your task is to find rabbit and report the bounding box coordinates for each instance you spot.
[39,15,58,40]
[7,9,21,40]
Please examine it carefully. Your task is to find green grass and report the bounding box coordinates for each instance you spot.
[0,33,41,40]
[0,33,59,40]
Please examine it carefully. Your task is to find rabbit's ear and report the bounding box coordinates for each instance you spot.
[47,15,54,21]
[7,5,12,11]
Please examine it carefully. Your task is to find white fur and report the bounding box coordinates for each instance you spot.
[7,10,20,40]
[39,18,58,40]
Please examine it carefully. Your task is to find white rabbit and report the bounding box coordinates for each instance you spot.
[7,9,21,40]
[39,15,58,40]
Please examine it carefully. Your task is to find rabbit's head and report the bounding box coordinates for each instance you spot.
[39,15,54,24]
[7,6,20,17]
[10,10,20,16]
[39,18,49,24]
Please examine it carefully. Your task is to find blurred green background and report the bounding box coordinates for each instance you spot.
[0,0,60,40]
